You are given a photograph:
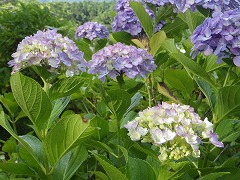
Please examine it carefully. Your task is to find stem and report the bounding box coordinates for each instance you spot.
[145,79,152,107]
[223,66,232,87]
[116,117,121,167]
[202,144,211,168]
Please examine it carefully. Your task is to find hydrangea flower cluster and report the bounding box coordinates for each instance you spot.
[9,29,87,76]
[124,102,224,162]
[75,22,109,40]
[143,0,197,13]
[191,9,240,66]
[112,0,162,36]
[87,42,157,82]
[197,0,240,12]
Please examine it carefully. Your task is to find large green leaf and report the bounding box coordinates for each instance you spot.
[10,72,52,133]
[0,163,36,176]
[178,10,205,32]
[194,77,217,111]
[168,52,215,87]
[101,88,131,120]
[110,32,133,45]
[199,172,230,180]
[0,112,45,173]
[49,77,83,100]
[126,157,156,180]
[162,17,188,34]
[130,1,153,39]
[150,31,167,56]
[45,114,94,167]
[216,86,240,122]
[216,119,240,142]
[94,154,128,180]
[165,69,194,100]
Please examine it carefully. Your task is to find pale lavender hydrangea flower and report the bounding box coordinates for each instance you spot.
[87,42,157,82]
[124,102,224,162]
[191,9,240,66]
[9,29,87,76]
[75,22,109,40]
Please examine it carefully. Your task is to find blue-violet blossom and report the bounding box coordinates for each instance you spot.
[191,9,240,66]
[9,29,87,76]
[87,42,157,82]
[75,22,109,40]
[124,102,224,161]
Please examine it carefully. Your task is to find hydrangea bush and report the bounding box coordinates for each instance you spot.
[1,0,240,179]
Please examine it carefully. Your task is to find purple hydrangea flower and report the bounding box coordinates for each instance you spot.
[191,9,240,66]
[112,0,161,36]
[87,42,157,82]
[9,29,87,76]
[197,0,240,12]
[112,8,143,36]
[75,22,109,40]
[143,0,197,13]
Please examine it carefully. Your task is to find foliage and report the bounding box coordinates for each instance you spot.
[1,0,240,179]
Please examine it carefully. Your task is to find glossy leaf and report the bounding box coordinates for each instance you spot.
[199,172,230,180]
[110,32,133,45]
[10,72,52,133]
[45,114,94,167]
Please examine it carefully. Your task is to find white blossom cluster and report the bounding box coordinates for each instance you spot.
[124,102,224,161]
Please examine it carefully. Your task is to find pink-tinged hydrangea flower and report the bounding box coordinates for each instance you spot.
[9,29,87,76]
[75,22,109,40]
[191,9,240,66]
[124,102,224,162]
[87,42,157,82]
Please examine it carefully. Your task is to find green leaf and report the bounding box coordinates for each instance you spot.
[47,96,70,130]
[165,69,194,100]
[53,145,88,180]
[130,1,153,39]
[126,157,156,180]
[10,72,52,133]
[49,77,83,100]
[91,171,109,180]
[216,86,240,122]
[101,88,131,120]
[110,32,133,45]
[0,111,45,173]
[95,38,108,52]
[0,163,36,176]
[162,17,187,34]
[31,66,52,82]
[161,39,179,53]
[45,114,94,167]
[216,119,240,142]
[93,154,128,180]
[166,52,215,87]
[118,145,129,163]
[131,39,145,49]
[2,136,17,153]
[75,40,93,60]
[194,77,217,111]
[178,10,205,33]
[203,55,227,72]
[199,172,230,180]
[90,116,109,140]
[150,31,167,56]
